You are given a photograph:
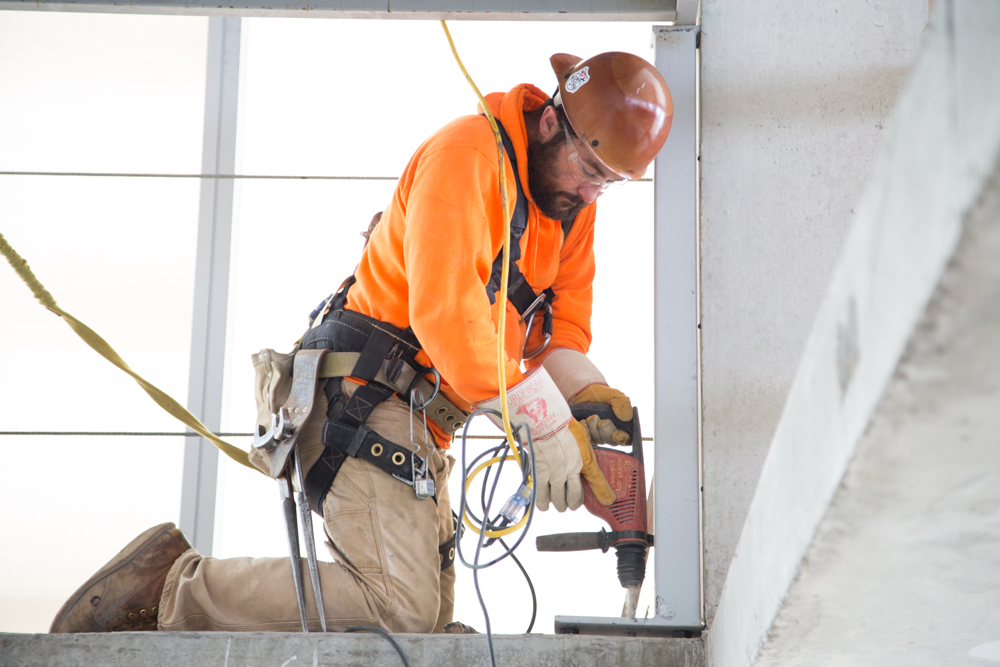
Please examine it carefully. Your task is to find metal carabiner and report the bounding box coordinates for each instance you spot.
[522,302,553,360]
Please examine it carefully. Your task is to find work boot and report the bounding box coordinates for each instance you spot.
[50,522,191,633]
[443,621,479,634]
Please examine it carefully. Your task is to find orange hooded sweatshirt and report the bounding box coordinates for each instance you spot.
[345,84,597,446]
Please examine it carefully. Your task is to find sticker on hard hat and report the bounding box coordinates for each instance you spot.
[565,67,590,94]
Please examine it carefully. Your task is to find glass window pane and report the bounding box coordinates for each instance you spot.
[0,12,208,173]
[0,175,201,632]
[0,10,207,633]
[1,176,201,430]
[238,18,656,177]
[0,436,186,632]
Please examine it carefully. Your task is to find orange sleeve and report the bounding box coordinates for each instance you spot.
[402,141,525,406]
[524,206,597,369]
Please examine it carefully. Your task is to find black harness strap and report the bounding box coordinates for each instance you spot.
[350,326,398,382]
[485,122,527,307]
[484,120,572,324]
[439,538,456,570]
[300,305,437,517]
[304,445,347,517]
[339,382,394,428]
[320,420,419,486]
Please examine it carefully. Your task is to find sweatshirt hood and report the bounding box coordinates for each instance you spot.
[478,84,550,203]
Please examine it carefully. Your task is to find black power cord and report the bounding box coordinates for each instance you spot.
[465,447,538,634]
[498,538,537,634]
[457,409,538,667]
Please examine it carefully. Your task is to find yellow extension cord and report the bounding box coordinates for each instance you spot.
[2,25,531,535]
[440,21,531,539]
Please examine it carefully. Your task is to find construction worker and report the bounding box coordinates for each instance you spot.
[49,51,672,635]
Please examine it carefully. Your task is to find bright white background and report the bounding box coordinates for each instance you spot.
[0,11,659,634]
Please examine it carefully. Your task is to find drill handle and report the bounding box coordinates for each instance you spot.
[569,402,643,463]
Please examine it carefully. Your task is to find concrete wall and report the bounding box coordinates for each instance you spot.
[705,0,1000,664]
[698,0,928,621]
[755,154,1000,665]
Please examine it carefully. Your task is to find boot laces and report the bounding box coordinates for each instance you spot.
[105,606,158,631]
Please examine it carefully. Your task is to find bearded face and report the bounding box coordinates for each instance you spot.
[527,131,588,224]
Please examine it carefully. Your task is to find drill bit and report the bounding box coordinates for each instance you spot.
[622,584,641,618]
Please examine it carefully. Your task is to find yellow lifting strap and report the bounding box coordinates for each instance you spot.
[0,232,261,474]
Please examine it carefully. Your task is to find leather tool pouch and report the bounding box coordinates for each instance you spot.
[250,346,330,480]
[250,348,296,476]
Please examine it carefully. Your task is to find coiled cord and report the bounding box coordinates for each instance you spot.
[456,410,539,667]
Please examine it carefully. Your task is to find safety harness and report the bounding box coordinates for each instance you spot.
[300,119,572,565]
[485,120,574,360]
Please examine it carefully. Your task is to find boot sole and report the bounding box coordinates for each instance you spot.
[49,522,178,633]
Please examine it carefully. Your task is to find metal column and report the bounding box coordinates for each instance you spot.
[555,25,703,636]
[650,24,703,631]
[179,16,242,555]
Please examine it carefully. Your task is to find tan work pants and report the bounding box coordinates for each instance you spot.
[158,384,456,633]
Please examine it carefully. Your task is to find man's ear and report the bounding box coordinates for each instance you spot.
[538,105,562,143]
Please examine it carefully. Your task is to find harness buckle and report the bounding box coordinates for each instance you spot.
[413,452,436,499]
[414,478,436,499]
[519,291,548,323]
[383,358,441,412]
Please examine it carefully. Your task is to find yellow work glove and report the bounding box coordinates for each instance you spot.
[568,419,616,506]
[479,367,615,511]
[570,384,634,446]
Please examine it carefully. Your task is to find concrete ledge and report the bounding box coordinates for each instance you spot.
[755,157,1000,664]
[0,632,704,667]
[706,1,1000,666]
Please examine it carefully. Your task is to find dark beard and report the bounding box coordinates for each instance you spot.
[527,134,587,224]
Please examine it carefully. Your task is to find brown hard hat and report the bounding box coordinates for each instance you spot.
[550,52,673,179]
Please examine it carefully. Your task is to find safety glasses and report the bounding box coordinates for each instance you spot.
[561,124,628,193]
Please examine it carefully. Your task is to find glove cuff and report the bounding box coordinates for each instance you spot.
[540,348,608,402]
[477,367,572,442]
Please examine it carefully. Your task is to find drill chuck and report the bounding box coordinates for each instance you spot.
[615,542,647,588]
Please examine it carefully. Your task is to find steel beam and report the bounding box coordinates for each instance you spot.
[0,0,675,20]
[555,25,703,636]
[179,16,242,556]
[650,23,703,631]
[674,0,699,25]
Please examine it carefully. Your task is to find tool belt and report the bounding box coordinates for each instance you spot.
[249,342,459,572]
[298,289,470,518]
